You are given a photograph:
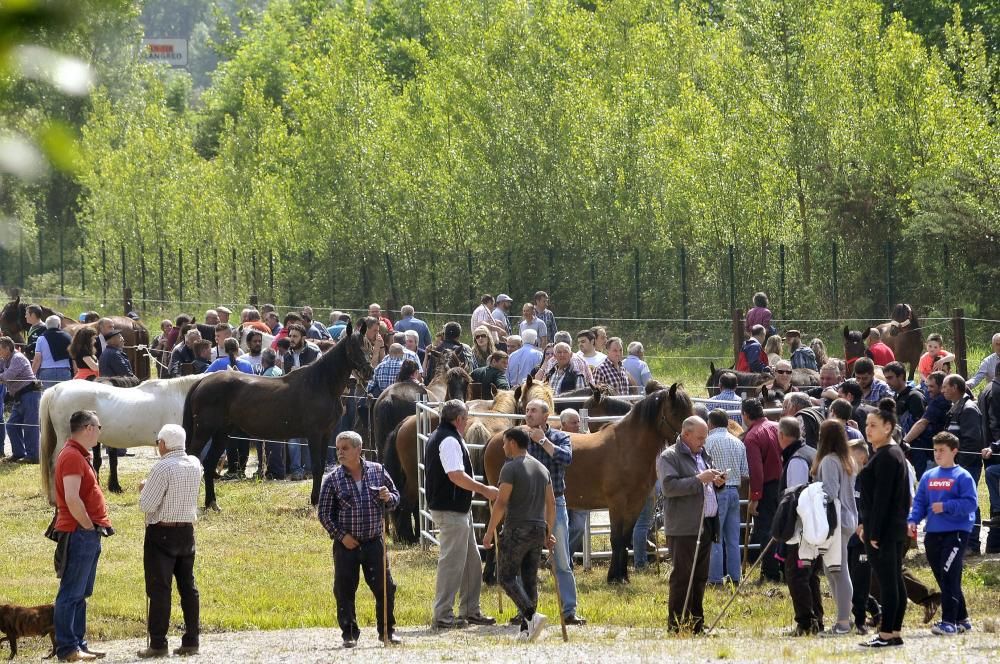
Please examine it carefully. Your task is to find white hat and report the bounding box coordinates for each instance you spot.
[157,424,186,452]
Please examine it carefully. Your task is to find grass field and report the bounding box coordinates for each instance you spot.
[2,340,998,658]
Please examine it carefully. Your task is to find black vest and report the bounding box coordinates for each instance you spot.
[779,440,817,493]
[424,421,473,513]
[41,328,72,362]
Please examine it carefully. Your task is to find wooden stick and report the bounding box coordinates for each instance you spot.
[382,504,390,646]
[550,554,569,642]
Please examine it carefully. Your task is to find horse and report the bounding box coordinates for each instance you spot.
[383,415,426,544]
[39,374,205,501]
[864,303,923,380]
[0,294,151,379]
[485,383,692,584]
[706,362,817,398]
[182,319,373,510]
[580,384,632,432]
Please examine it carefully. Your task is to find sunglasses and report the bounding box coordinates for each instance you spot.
[475,335,487,340]
[775,370,792,375]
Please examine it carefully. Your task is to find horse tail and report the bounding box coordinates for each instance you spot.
[464,420,491,450]
[383,422,405,495]
[39,388,58,505]
[182,378,200,454]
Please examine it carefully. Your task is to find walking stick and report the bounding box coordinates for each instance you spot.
[382,502,390,646]
[705,537,777,635]
[488,500,504,615]
[742,506,752,577]
[549,552,569,642]
[680,513,706,629]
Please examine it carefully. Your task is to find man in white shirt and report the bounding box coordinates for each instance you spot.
[137,424,202,659]
[575,329,606,370]
[471,295,507,346]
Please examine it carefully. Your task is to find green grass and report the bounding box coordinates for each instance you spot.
[2,456,998,655]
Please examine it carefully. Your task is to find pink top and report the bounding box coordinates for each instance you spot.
[745,306,773,334]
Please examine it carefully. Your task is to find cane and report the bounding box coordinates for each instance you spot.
[490,506,504,616]
[741,505,752,577]
[680,513,706,630]
[705,537,777,635]
[381,500,390,646]
[549,550,569,642]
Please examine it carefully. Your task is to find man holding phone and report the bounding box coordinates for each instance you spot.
[318,431,401,649]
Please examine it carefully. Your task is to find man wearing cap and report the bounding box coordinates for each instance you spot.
[786,330,817,371]
[492,295,513,351]
[32,315,73,384]
[215,306,234,332]
[137,424,202,659]
[98,330,134,379]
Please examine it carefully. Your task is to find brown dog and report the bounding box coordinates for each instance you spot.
[0,604,55,660]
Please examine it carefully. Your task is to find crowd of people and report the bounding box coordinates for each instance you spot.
[3,289,1000,655]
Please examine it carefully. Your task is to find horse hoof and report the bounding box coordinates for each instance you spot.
[205,502,221,513]
[109,485,123,494]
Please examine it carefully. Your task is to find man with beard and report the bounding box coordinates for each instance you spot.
[242,330,264,373]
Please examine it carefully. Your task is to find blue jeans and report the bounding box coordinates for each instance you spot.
[55,529,102,658]
[552,496,578,617]
[568,509,587,563]
[986,464,1000,513]
[8,389,40,460]
[37,366,72,386]
[632,494,654,569]
[287,438,311,476]
[709,486,742,583]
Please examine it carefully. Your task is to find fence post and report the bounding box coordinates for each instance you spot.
[59,225,65,298]
[942,245,950,304]
[467,249,474,308]
[122,287,133,316]
[885,241,895,310]
[252,250,259,297]
[952,308,967,378]
[231,247,238,302]
[728,245,736,312]
[213,247,219,295]
[634,249,641,319]
[195,247,201,292]
[178,248,184,304]
[158,246,165,304]
[779,243,786,319]
[80,252,85,293]
[431,251,438,312]
[547,248,555,302]
[590,260,597,323]
[119,243,127,290]
[249,293,258,309]
[385,252,399,309]
[101,240,107,306]
[268,249,275,302]
[506,250,512,297]
[37,230,43,276]
[731,308,744,364]
[140,245,147,309]
[831,241,839,318]
[361,255,371,304]
[680,245,689,332]
[18,231,24,288]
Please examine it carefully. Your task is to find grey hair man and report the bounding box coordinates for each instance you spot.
[624,341,652,387]
[137,424,202,658]
[424,400,498,629]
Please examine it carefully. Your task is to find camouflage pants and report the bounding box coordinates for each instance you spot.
[497,523,546,625]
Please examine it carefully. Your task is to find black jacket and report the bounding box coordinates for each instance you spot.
[169,342,197,377]
[857,444,909,543]
[283,344,320,372]
[424,421,473,513]
[946,395,983,453]
[977,380,1000,449]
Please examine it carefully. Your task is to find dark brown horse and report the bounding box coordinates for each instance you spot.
[0,294,150,379]
[485,383,693,584]
[706,363,817,397]
[580,384,632,432]
[382,413,428,544]
[183,319,373,510]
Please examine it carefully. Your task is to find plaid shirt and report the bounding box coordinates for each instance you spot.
[526,426,572,495]
[704,389,744,425]
[368,355,403,396]
[318,460,399,543]
[705,428,749,487]
[861,378,892,405]
[139,450,202,525]
[592,358,630,395]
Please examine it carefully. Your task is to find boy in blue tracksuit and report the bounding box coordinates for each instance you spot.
[907,432,978,636]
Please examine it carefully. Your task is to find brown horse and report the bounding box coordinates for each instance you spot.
[580,384,631,432]
[485,383,694,584]
[865,303,923,380]
[0,294,150,379]
[183,319,373,510]
[382,413,428,544]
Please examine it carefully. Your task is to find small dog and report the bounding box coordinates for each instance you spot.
[0,603,55,660]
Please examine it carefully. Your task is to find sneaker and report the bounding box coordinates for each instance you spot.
[957,618,972,633]
[859,635,896,648]
[931,622,957,636]
[820,624,852,637]
[527,612,548,642]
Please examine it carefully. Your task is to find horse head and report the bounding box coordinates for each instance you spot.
[0,295,25,340]
[346,319,374,381]
[445,366,472,401]
[706,361,719,396]
[843,326,865,361]
[660,382,693,441]
[891,303,912,325]
[645,380,666,394]
[760,384,785,409]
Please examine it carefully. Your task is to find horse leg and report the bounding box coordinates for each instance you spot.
[202,435,226,512]
[107,449,122,494]
[309,434,326,506]
[608,516,637,585]
[92,442,103,482]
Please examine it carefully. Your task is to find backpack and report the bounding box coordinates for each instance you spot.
[771,484,807,544]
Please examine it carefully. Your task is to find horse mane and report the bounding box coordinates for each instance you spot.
[625,383,691,427]
[298,332,353,389]
[489,390,518,414]
[521,380,555,413]
[584,392,632,417]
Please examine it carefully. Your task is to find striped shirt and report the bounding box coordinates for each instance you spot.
[705,428,749,487]
[471,305,498,343]
[0,351,36,395]
[592,358,630,395]
[368,356,403,396]
[860,378,892,406]
[527,427,572,495]
[318,460,399,543]
[139,450,202,525]
[704,389,744,425]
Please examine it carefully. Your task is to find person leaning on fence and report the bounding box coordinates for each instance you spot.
[704,409,749,586]
[741,397,783,582]
[53,410,112,662]
[907,431,978,636]
[318,431,401,648]
[786,330,817,371]
[136,424,202,659]
[424,399,499,629]
[0,336,41,463]
[471,350,510,396]
[544,342,586,396]
[32,315,73,384]
[169,329,201,378]
[658,416,723,633]
[483,426,556,642]
[592,337,634,396]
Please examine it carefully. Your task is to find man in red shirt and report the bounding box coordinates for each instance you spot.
[741,397,783,582]
[53,410,112,662]
[865,328,896,366]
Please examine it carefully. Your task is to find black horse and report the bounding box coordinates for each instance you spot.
[182,319,373,509]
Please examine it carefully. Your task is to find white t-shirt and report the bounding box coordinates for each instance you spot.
[577,350,606,368]
[439,436,466,474]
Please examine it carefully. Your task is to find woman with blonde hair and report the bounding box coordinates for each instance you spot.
[471,325,495,369]
[764,335,783,367]
[810,338,829,368]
